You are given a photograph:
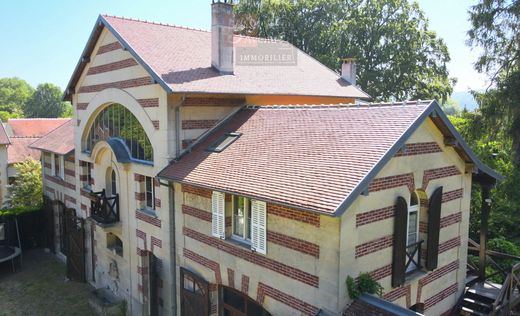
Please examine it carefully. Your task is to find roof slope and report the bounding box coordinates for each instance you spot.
[65,15,369,100]
[159,100,501,215]
[7,118,71,137]
[30,120,74,155]
[160,102,430,214]
[8,137,41,164]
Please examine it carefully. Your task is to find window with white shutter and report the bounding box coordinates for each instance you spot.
[211,191,225,238]
[251,200,267,254]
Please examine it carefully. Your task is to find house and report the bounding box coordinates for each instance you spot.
[0,118,69,206]
[46,1,500,315]
[30,120,76,258]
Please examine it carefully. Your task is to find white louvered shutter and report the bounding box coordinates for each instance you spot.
[211,191,225,238]
[251,200,267,254]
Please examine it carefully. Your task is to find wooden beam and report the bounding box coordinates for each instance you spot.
[444,136,458,147]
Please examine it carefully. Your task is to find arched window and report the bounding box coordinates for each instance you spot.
[85,104,153,161]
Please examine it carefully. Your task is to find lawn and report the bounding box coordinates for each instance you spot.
[0,249,94,316]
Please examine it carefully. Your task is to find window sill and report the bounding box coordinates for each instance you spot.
[137,208,157,218]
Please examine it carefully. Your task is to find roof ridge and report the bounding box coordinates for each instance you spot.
[245,100,434,109]
[102,14,211,34]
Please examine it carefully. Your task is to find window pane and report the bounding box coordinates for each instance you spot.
[407,212,418,245]
[234,197,246,237]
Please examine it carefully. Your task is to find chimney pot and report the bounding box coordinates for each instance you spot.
[212,1,234,74]
[341,58,356,85]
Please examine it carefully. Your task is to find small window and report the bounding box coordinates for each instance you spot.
[54,154,61,177]
[206,132,241,153]
[87,163,93,187]
[145,176,155,210]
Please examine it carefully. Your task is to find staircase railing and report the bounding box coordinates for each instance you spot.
[90,189,119,224]
[491,262,520,316]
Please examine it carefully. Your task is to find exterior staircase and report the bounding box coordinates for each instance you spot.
[460,287,496,316]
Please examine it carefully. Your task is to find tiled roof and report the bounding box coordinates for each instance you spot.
[0,123,10,145]
[64,15,370,100]
[8,137,41,164]
[30,120,74,155]
[7,118,71,137]
[159,102,432,214]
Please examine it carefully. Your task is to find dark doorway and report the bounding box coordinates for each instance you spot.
[180,267,210,316]
[56,201,68,255]
[43,197,55,253]
[65,208,85,282]
[149,252,159,316]
[221,286,271,316]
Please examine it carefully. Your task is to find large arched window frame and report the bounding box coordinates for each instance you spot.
[84,103,153,163]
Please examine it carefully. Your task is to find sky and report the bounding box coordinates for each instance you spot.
[0,0,487,92]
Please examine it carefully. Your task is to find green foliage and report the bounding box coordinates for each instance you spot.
[0,77,34,116]
[4,157,43,209]
[346,273,383,300]
[0,205,41,217]
[235,0,454,101]
[23,83,71,118]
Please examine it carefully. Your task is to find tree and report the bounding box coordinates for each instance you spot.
[23,83,71,118]
[468,0,520,164]
[0,77,34,117]
[4,157,43,209]
[234,0,455,101]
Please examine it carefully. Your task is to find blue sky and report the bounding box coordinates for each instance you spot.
[0,0,485,92]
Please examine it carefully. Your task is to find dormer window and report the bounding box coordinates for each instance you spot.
[207,132,241,153]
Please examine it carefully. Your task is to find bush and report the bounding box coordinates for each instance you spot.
[346,273,383,300]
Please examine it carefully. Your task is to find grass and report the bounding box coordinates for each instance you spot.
[0,249,95,316]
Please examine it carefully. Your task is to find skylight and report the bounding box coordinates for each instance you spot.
[207,132,241,153]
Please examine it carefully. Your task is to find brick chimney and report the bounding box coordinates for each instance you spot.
[341,58,356,85]
[212,0,234,74]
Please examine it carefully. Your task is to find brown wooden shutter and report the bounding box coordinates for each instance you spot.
[426,186,443,270]
[392,196,408,288]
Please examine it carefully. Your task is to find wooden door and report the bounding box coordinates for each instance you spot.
[180,267,209,316]
[43,197,55,253]
[65,208,85,282]
[149,253,159,316]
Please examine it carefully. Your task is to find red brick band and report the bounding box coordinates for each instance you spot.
[136,210,161,228]
[355,235,393,258]
[183,248,222,284]
[97,42,122,55]
[363,264,392,281]
[267,231,320,258]
[134,173,145,182]
[369,173,414,193]
[182,184,212,199]
[151,236,162,249]
[78,76,152,93]
[241,275,249,294]
[257,282,319,315]
[395,142,442,157]
[182,204,212,222]
[152,120,159,130]
[442,188,463,203]
[267,204,320,227]
[154,198,161,208]
[183,227,319,287]
[439,236,460,253]
[64,194,76,204]
[135,192,145,201]
[138,98,159,108]
[183,98,244,107]
[227,268,235,288]
[182,119,218,130]
[420,211,462,233]
[356,205,395,227]
[422,166,461,188]
[47,175,75,190]
[64,168,75,177]
[87,58,138,75]
[417,260,459,302]
[383,284,411,307]
[424,283,458,310]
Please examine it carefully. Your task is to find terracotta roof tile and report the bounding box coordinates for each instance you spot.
[30,120,74,155]
[96,15,369,99]
[7,118,70,137]
[159,102,430,214]
[8,137,41,164]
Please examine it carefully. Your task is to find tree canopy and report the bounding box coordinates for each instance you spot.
[0,77,34,118]
[234,0,455,101]
[4,157,43,209]
[22,83,72,118]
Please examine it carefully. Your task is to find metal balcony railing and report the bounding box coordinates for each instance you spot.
[90,189,119,225]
